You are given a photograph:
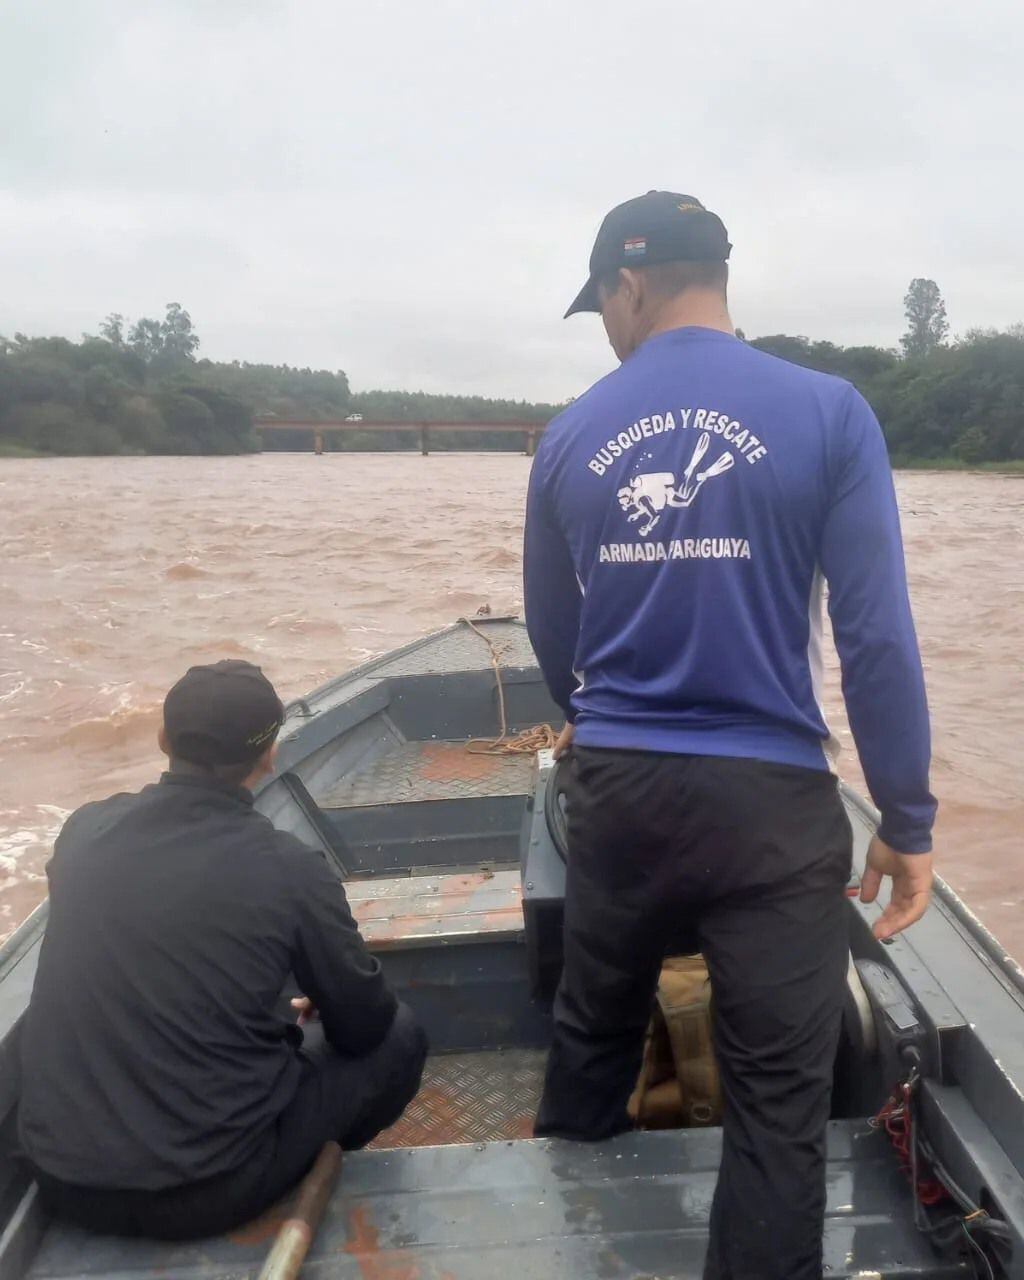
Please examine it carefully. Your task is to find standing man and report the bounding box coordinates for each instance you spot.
[19,660,426,1240]
[524,191,935,1280]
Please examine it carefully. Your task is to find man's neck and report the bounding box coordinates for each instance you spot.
[644,290,735,344]
[165,759,257,793]
[167,759,215,780]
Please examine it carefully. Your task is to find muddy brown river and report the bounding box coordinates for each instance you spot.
[1,456,1021,957]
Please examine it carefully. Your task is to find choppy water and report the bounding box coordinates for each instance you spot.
[1,455,1021,957]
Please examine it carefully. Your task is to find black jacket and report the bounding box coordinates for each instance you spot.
[18,771,397,1190]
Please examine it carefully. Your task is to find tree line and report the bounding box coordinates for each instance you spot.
[0,306,257,457]
[1,282,1022,463]
[0,304,556,457]
[745,280,1023,465]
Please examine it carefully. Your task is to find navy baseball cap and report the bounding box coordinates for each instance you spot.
[163,660,284,768]
[565,191,731,318]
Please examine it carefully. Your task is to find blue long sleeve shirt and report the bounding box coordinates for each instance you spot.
[524,326,936,854]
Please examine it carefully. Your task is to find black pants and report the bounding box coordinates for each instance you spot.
[34,1003,427,1241]
[535,748,852,1280]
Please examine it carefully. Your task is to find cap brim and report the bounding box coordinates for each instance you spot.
[564,275,601,319]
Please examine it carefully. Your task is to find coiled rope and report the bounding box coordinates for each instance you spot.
[459,617,557,756]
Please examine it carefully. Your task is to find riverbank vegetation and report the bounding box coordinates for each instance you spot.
[748,325,1024,467]
[0,305,555,457]
[2,282,1022,464]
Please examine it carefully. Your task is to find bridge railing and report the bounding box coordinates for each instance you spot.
[254,419,548,456]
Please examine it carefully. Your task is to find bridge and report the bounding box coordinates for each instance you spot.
[254,418,549,456]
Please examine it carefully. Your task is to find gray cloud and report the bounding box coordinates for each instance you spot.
[2,0,1022,401]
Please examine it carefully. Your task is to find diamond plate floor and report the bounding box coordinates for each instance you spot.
[369,1049,546,1149]
[320,739,535,808]
[372,620,539,678]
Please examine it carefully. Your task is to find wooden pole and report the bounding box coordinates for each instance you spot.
[257,1141,342,1280]
[314,432,324,456]
[420,426,430,456]
[526,430,537,457]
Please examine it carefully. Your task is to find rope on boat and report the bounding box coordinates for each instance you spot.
[870,1062,1010,1275]
[458,617,557,756]
[870,1066,946,1206]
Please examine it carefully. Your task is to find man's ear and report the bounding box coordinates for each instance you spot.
[157,725,169,757]
[619,268,645,314]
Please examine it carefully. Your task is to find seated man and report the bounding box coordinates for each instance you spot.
[18,659,426,1240]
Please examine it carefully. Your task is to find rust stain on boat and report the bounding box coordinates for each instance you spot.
[417,741,506,783]
[344,1204,421,1279]
[368,1082,467,1149]
[350,871,523,945]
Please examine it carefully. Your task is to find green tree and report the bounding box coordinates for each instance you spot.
[1,311,260,455]
[156,391,216,453]
[115,395,167,452]
[176,383,255,451]
[900,278,949,359]
[123,303,200,371]
[1,401,119,454]
[160,302,199,364]
[99,313,126,347]
[749,334,818,366]
[953,425,994,464]
[127,317,166,363]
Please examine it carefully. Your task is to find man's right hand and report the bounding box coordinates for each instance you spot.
[859,836,934,941]
[291,996,319,1027]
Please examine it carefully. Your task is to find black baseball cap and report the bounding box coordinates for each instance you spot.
[163,660,284,768]
[565,190,731,318]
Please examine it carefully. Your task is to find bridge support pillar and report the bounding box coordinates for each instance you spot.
[314,431,324,456]
[420,426,430,456]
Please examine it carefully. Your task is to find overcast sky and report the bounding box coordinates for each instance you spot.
[2,1,1022,402]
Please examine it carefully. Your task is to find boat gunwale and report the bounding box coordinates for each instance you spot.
[278,615,525,729]
[840,782,1024,1003]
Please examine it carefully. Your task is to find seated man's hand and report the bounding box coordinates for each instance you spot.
[859,836,934,941]
[291,996,319,1027]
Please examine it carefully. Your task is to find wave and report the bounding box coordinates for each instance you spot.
[55,703,160,753]
[164,563,209,581]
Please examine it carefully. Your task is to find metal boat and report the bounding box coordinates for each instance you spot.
[0,618,1022,1277]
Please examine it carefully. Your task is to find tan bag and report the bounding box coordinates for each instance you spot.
[628,955,722,1129]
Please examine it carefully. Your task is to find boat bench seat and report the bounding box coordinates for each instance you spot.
[311,740,539,876]
[25,1121,967,1278]
[346,868,524,949]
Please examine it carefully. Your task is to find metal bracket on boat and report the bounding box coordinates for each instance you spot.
[856,958,932,1086]
[279,772,352,880]
[857,960,922,1035]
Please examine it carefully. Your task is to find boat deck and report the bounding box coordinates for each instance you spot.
[25,1121,967,1279]
[320,740,536,809]
[368,1048,545,1149]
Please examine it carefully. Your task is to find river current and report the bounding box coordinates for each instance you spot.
[1,456,1020,956]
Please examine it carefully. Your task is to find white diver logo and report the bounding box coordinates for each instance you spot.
[617,432,735,536]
